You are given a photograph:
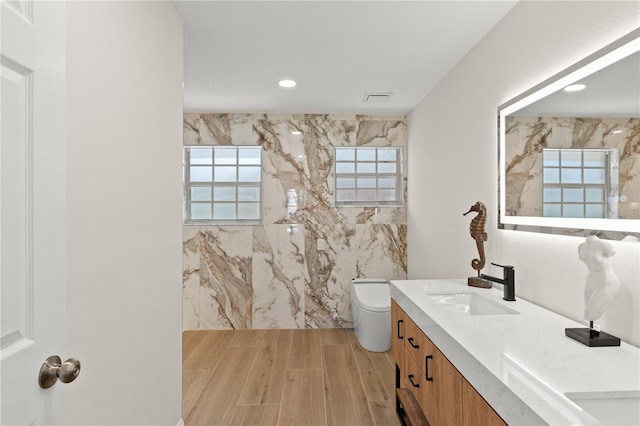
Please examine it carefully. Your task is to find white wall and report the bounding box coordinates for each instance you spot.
[66,2,183,424]
[408,1,640,346]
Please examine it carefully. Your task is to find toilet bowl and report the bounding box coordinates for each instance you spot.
[351,278,391,352]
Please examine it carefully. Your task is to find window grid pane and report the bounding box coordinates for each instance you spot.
[541,148,610,219]
[185,146,261,223]
[190,147,213,165]
[214,166,237,182]
[191,186,212,201]
[191,203,212,220]
[335,147,403,206]
[238,147,261,165]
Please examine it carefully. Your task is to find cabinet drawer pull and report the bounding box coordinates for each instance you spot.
[408,374,420,388]
[425,355,433,382]
[408,337,419,349]
[397,319,404,339]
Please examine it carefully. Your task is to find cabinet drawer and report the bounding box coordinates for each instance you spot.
[403,316,424,366]
[401,347,424,404]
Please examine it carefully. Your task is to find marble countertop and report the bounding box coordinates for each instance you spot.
[391,279,640,426]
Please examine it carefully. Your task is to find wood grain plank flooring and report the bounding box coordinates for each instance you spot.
[185,346,258,426]
[183,329,235,371]
[321,328,353,346]
[230,329,267,347]
[350,341,394,402]
[368,401,402,426]
[323,345,376,426]
[288,328,321,369]
[183,328,399,426]
[182,370,214,416]
[238,329,292,405]
[279,369,326,426]
[230,405,280,426]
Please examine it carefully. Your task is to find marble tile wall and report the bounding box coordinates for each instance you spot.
[505,116,640,219]
[183,114,408,329]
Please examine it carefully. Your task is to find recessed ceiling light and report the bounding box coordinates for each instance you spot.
[291,130,302,135]
[278,79,296,88]
[563,84,586,92]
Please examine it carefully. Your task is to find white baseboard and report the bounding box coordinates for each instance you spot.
[177,418,185,426]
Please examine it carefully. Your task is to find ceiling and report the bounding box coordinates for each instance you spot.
[173,1,518,114]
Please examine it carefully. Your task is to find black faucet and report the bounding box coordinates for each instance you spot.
[480,263,516,301]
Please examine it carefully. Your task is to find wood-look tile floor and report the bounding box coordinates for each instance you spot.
[183,328,402,426]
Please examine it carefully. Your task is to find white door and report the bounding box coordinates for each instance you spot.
[1,1,68,424]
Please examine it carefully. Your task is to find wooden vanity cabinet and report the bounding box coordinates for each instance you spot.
[404,318,461,426]
[391,300,405,371]
[424,340,463,426]
[462,378,506,426]
[392,301,506,426]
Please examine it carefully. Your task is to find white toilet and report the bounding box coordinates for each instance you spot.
[351,278,391,352]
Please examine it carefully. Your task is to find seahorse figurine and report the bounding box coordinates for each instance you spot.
[463,201,491,288]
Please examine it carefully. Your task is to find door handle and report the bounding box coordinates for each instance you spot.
[425,355,433,382]
[397,319,404,339]
[408,337,419,349]
[408,374,420,388]
[39,355,81,389]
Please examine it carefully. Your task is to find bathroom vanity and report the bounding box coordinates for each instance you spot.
[392,299,506,425]
[391,279,640,425]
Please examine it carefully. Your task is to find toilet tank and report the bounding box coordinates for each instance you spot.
[352,279,391,312]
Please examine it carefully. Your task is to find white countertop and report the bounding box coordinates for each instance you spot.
[391,279,640,426]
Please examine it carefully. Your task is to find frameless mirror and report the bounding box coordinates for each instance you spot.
[498,28,640,241]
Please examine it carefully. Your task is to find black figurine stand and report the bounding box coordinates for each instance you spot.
[565,321,620,347]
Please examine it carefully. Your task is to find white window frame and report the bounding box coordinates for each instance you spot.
[184,146,262,224]
[334,147,404,207]
[542,148,615,219]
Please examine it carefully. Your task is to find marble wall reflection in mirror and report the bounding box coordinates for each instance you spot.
[499,28,640,241]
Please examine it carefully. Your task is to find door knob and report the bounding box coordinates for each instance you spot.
[38,355,81,389]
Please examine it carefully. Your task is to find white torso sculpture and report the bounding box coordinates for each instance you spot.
[578,235,621,321]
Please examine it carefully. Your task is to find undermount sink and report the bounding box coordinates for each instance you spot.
[427,292,519,316]
[565,391,640,425]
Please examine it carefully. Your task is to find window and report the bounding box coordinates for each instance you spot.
[335,147,403,206]
[542,148,616,218]
[184,146,262,223]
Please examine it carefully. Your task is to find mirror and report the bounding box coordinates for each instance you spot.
[498,28,640,241]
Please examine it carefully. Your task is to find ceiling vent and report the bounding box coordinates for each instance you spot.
[363,92,392,103]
